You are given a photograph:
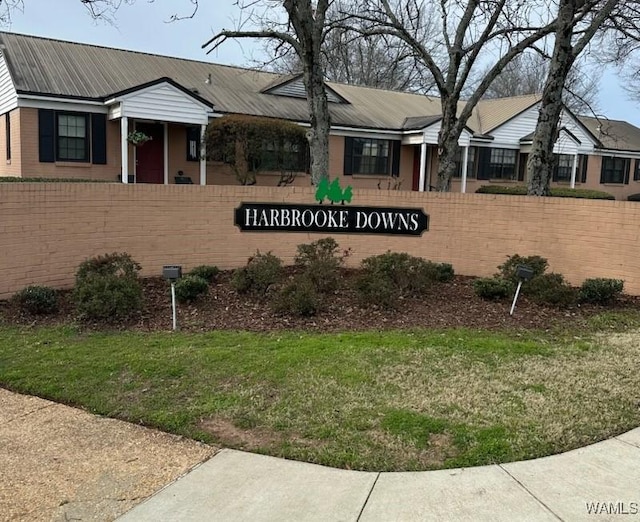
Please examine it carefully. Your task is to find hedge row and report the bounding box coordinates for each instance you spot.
[476,185,615,200]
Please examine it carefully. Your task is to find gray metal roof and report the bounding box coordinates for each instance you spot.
[3,31,637,147]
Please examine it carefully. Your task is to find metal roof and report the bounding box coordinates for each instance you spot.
[578,116,640,152]
[2,31,636,147]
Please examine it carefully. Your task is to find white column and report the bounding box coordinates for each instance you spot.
[461,146,469,193]
[418,142,427,192]
[120,116,129,183]
[570,153,578,189]
[200,124,207,186]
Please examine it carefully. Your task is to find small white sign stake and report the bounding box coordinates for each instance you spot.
[171,281,177,331]
[510,280,523,316]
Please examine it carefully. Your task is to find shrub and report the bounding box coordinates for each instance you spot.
[231,251,283,296]
[294,237,345,294]
[272,276,320,316]
[189,265,219,283]
[12,285,58,315]
[473,278,513,300]
[476,185,615,200]
[628,193,640,202]
[74,252,142,321]
[526,273,577,307]
[174,275,209,303]
[428,262,455,283]
[497,254,549,285]
[354,272,399,309]
[579,278,624,304]
[360,252,432,296]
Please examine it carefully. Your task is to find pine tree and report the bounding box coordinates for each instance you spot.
[315,177,330,203]
[327,178,344,204]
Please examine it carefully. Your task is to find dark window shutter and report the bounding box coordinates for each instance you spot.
[343,137,354,175]
[91,113,107,165]
[635,159,640,182]
[518,153,527,182]
[477,147,491,180]
[580,155,588,183]
[38,109,55,163]
[391,140,401,177]
[624,158,631,184]
[186,127,200,162]
[600,157,608,184]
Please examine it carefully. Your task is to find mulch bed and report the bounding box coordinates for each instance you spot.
[2,269,638,333]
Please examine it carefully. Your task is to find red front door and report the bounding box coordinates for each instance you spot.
[135,123,164,184]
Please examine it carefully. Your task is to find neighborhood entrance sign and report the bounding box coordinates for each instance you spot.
[235,179,429,236]
[235,203,429,236]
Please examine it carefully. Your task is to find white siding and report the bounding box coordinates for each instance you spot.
[401,122,471,146]
[489,103,596,153]
[119,83,209,125]
[0,52,17,115]
[489,104,540,148]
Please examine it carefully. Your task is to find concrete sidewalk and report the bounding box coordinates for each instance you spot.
[119,431,640,522]
[3,388,640,521]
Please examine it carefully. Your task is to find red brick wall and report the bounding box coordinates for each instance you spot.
[1,183,639,298]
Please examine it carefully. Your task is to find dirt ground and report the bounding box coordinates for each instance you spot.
[0,388,215,522]
[2,270,637,333]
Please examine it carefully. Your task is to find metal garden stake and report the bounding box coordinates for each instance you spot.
[510,264,534,316]
[162,265,183,330]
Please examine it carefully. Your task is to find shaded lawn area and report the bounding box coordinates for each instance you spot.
[1,321,639,472]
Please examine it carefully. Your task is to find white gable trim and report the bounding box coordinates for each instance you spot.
[106,81,212,125]
[0,52,18,114]
[402,121,472,147]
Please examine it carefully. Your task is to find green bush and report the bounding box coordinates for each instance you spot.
[473,278,513,300]
[476,185,615,200]
[231,251,283,296]
[354,272,399,309]
[12,285,58,315]
[579,278,624,304]
[627,193,640,202]
[497,255,549,285]
[175,275,209,303]
[294,237,345,294]
[74,252,142,321]
[526,273,576,307]
[189,265,219,283]
[428,262,455,283]
[360,252,432,296]
[272,276,320,316]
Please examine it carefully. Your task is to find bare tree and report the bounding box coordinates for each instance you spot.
[0,1,197,25]
[343,0,564,191]
[484,51,600,114]
[203,0,332,185]
[526,0,621,196]
[267,0,436,93]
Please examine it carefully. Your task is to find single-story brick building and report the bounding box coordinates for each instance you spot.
[1,31,639,199]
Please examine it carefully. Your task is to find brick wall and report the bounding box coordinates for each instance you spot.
[1,183,640,298]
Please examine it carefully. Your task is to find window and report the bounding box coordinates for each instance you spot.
[5,112,10,161]
[553,154,574,182]
[186,127,200,162]
[251,139,309,172]
[57,113,89,162]
[600,156,630,184]
[344,138,392,175]
[453,147,476,178]
[488,148,517,180]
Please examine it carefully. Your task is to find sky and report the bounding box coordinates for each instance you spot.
[6,0,640,127]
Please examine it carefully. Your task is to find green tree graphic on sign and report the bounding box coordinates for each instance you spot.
[342,186,353,204]
[315,178,330,203]
[328,178,344,204]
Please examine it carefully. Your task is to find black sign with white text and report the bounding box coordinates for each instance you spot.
[235,203,429,236]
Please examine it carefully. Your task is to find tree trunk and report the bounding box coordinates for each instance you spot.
[526,0,577,196]
[283,0,331,186]
[303,62,331,185]
[436,99,462,191]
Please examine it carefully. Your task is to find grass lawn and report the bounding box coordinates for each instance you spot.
[1,317,639,472]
